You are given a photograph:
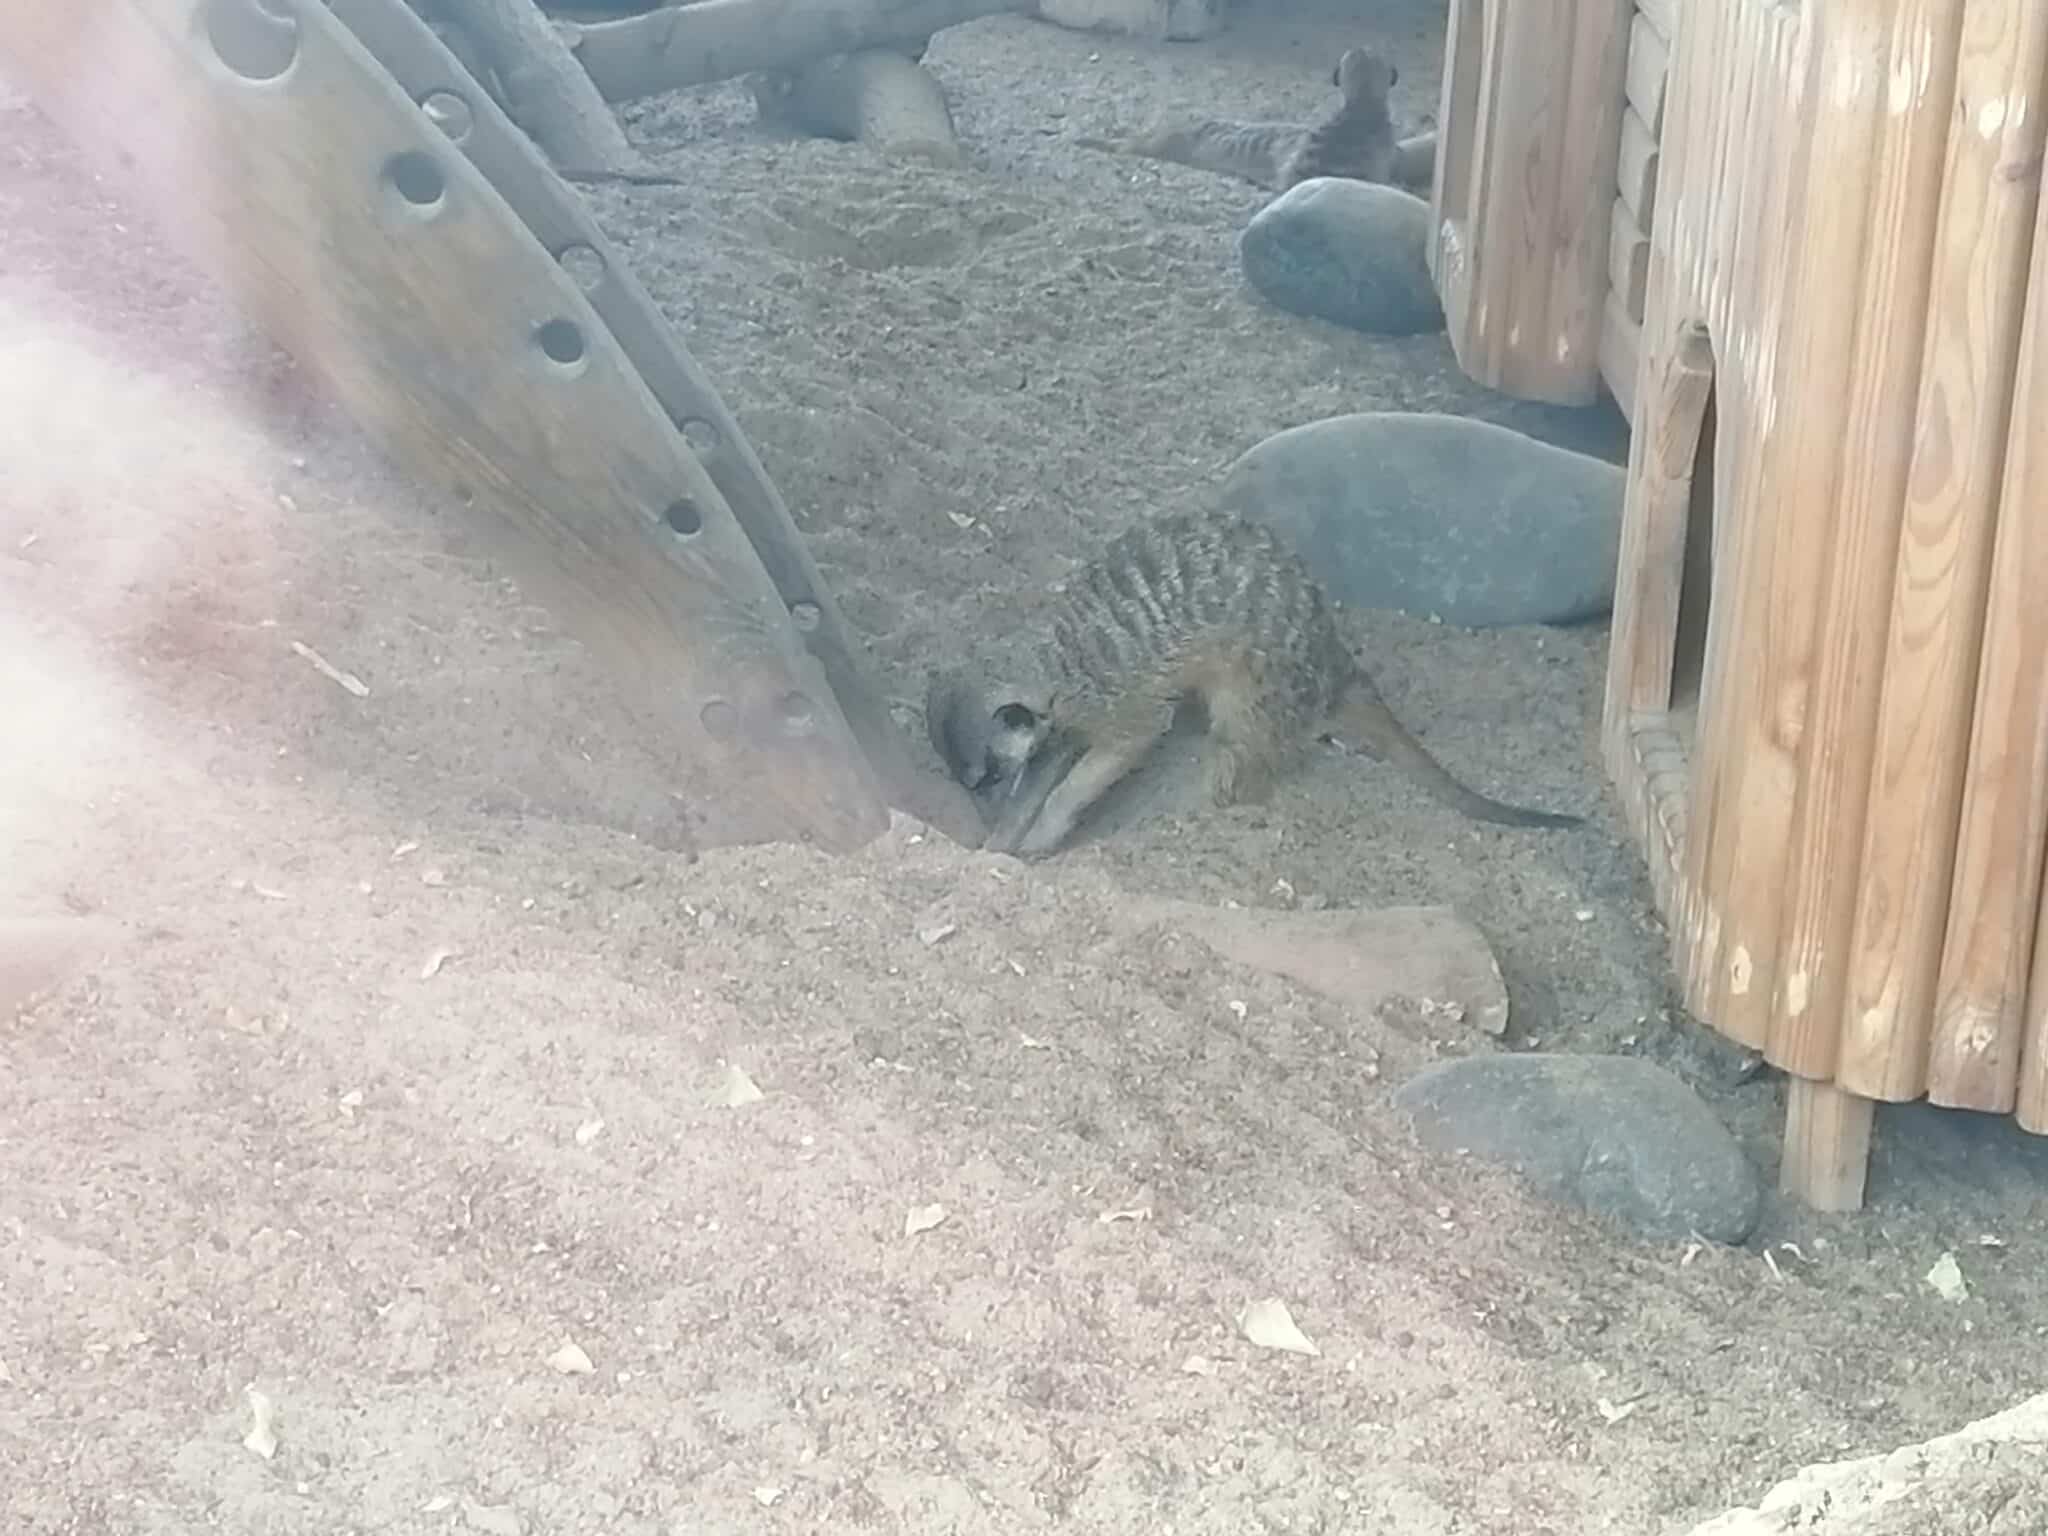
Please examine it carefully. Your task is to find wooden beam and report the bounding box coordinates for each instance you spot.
[1,0,895,851]
[1779,1076,1875,1213]
[565,0,1025,102]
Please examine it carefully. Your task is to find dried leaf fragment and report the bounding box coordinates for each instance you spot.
[242,1384,279,1459]
[903,1203,947,1236]
[1239,1297,1318,1356]
[1926,1252,1968,1303]
[719,1064,764,1107]
[548,1341,595,1376]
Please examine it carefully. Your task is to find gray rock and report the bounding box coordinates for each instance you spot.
[1393,1054,1762,1243]
[1238,178,1443,336]
[1216,410,1625,627]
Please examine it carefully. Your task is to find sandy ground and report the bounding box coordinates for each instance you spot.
[5,5,2048,1533]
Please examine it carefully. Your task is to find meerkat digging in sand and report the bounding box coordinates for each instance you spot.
[929,506,1582,858]
[1073,48,1401,191]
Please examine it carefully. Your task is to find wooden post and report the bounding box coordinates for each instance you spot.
[0,0,899,851]
[1428,0,1635,407]
[1780,1077,1875,1213]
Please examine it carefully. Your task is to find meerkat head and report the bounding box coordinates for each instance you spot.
[925,668,1056,796]
[1333,49,1397,102]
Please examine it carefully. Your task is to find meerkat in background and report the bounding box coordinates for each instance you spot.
[932,505,1580,858]
[1073,47,1401,192]
[1278,47,1399,188]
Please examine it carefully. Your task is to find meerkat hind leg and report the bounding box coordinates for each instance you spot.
[1199,668,1299,808]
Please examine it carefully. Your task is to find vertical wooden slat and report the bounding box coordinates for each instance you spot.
[1767,0,1966,1080]
[1928,12,2048,1113]
[1838,0,2048,1103]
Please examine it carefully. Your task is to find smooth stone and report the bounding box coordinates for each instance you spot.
[1393,1054,1762,1243]
[1216,410,1625,626]
[1238,178,1443,336]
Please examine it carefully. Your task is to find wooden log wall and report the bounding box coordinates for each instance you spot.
[1601,0,2048,1210]
[1595,0,1674,421]
[1427,0,1636,407]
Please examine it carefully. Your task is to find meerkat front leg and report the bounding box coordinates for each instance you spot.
[1005,732,1162,857]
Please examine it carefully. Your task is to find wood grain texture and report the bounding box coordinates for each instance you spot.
[0,0,893,852]
[1920,3,2048,1113]
[1779,1076,1874,1212]
[1431,0,1634,406]
[1767,0,1967,1082]
[1839,0,2048,1103]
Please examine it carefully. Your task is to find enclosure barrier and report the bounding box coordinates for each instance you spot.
[1598,0,2048,1209]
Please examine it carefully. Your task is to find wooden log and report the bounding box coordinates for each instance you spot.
[1616,106,1659,226]
[1625,11,1668,135]
[1430,0,1635,407]
[1609,199,1648,320]
[2,0,892,851]
[332,0,985,844]
[567,0,1024,103]
[433,0,643,171]
[1838,0,2048,1103]
[1779,1075,1875,1212]
[1766,0,1967,1082]
[1668,0,1810,1038]
[1910,0,2048,1113]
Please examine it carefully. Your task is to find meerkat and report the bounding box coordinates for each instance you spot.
[1073,47,1400,192]
[931,505,1581,858]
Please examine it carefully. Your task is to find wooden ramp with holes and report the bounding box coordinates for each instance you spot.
[1601,0,2048,1209]
[0,0,981,853]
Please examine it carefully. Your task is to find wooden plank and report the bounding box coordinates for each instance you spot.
[1839,0,2048,1104]
[1609,198,1649,319]
[0,0,892,852]
[1767,0,1968,1082]
[1635,0,1679,45]
[1617,105,1660,226]
[1598,288,1643,421]
[1626,11,1669,137]
[1922,0,2048,1115]
[1779,1076,1875,1212]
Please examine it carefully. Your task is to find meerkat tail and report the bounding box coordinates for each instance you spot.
[1330,687,1582,831]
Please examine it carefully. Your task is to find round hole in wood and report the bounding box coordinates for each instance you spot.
[789,601,821,633]
[385,150,445,209]
[557,243,606,293]
[678,417,721,454]
[204,0,299,82]
[699,699,737,739]
[420,89,474,143]
[536,318,585,366]
[662,499,703,537]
